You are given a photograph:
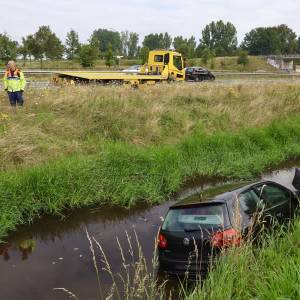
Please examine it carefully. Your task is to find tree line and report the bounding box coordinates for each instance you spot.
[0,21,299,67]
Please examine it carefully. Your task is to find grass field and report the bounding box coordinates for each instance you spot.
[1,82,300,170]
[193,56,278,72]
[1,81,300,240]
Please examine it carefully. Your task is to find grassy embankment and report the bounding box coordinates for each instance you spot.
[1,82,300,239]
[185,220,300,300]
[1,56,275,72]
[194,55,278,72]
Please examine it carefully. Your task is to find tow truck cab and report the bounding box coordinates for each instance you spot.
[141,50,185,81]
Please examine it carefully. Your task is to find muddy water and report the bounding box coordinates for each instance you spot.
[0,164,299,300]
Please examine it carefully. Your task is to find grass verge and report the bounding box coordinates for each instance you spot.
[1,115,300,239]
[1,82,300,170]
[185,220,300,300]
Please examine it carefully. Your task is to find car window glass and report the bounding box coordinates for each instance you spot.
[239,189,263,215]
[162,204,228,232]
[257,184,290,209]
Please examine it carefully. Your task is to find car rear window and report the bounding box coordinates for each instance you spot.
[162,204,229,232]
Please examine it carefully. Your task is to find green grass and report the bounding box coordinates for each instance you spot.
[1,115,300,239]
[2,82,300,170]
[190,56,277,72]
[185,220,300,300]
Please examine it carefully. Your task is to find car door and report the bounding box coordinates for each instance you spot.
[254,183,292,225]
[238,188,264,236]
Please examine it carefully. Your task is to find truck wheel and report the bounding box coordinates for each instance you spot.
[168,74,176,82]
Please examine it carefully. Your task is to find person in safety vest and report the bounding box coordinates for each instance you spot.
[3,60,26,107]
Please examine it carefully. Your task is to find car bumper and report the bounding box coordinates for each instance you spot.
[159,255,213,277]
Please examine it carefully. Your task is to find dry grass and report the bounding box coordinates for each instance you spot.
[1,81,300,170]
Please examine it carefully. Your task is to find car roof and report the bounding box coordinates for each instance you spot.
[170,180,283,209]
[189,67,205,70]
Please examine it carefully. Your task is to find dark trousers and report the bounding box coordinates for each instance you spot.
[8,91,24,106]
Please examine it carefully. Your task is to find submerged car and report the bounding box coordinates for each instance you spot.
[185,67,215,82]
[158,172,300,277]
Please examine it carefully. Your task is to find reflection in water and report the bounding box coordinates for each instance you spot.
[0,239,36,261]
[0,164,298,300]
[0,243,10,261]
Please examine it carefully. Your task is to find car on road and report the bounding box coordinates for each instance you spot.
[122,65,142,74]
[158,172,300,277]
[185,67,215,82]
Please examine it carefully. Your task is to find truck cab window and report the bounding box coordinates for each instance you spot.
[154,55,164,63]
[173,55,183,70]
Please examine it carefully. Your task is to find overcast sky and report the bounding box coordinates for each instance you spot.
[1,0,300,44]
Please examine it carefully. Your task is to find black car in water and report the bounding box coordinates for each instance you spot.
[158,173,300,277]
[185,67,215,82]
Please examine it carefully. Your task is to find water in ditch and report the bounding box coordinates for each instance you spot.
[0,163,299,300]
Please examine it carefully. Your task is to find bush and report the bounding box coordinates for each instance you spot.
[237,50,249,66]
[78,44,98,67]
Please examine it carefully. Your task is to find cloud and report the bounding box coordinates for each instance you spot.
[1,0,300,44]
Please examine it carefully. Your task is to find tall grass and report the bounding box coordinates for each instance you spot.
[185,220,300,300]
[1,115,300,239]
[1,82,300,170]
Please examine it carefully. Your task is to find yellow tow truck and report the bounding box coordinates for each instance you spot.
[54,50,185,85]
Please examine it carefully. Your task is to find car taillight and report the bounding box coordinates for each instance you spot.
[211,228,241,248]
[158,233,168,249]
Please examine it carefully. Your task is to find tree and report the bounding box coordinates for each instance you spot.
[28,26,64,68]
[120,31,129,57]
[105,43,114,68]
[128,32,139,58]
[173,36,189,57]
[90,29,121,57]
[173,36,197,58]
[161,32,172,49]
[276,24,297,54]
[18,38,29,65]
[187,36,197,58]
[78,44,98,67]
[201,48,211,64]
[200,20,238,56]
[242,24,297,55]
[143,33,161,50]
[139,46,150,64]
[210,50,216,69]
[143,33,172,50]
[22,35,35,64]
[237,50,249,66]
[0,33,18,62]
[65,29,80,60]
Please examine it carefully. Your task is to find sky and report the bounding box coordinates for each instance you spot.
[1,0,300,44]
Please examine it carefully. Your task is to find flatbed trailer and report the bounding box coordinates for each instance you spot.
[53,71,168,85]
[53,50,185,85]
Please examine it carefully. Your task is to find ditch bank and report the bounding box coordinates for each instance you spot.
[0,164,299,300]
